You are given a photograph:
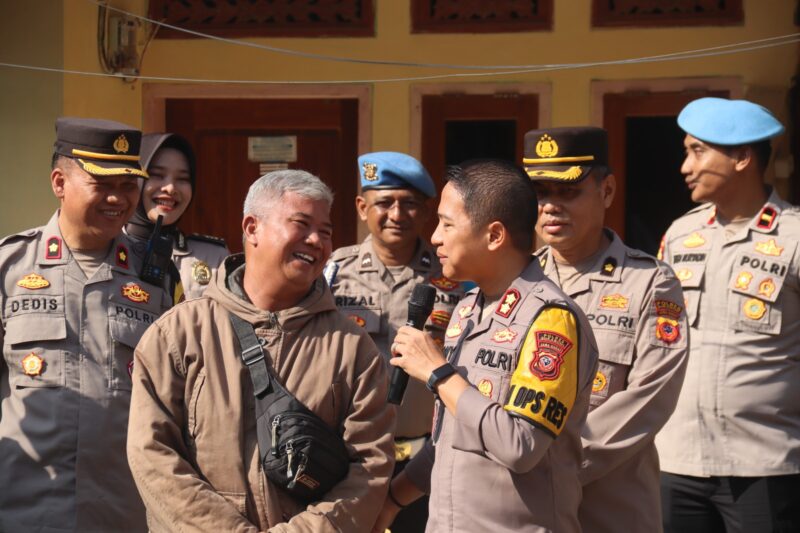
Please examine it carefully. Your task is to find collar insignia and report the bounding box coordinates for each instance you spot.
[735,271,753,290]
[492,327,517,343]
[458,304,472,318]
[682,232,706,248]
[17,273,50,290]
[535,134,559,158]
[754,238,783,257]
[758,278,776,299]
[362,162,378,181]
[22,353,45,376]
[113,134,129,154]
[495,288,521,318]
[601,257,616,276]
[45,236,62,260]
[121,282,150,304]
[430,275,459,291]
[116,244,129,269]
[756,206,777,231]
[599,293,628,310]
[192,260,212,285]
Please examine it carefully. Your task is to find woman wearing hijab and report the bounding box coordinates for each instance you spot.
[126,133,229,300]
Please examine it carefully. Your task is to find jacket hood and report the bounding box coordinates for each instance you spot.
[204,253,338,330]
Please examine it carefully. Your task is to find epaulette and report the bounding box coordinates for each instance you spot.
[0,227,40,247]
[329,244,360,263]
[187,233,227,247]
[532,245,548,258]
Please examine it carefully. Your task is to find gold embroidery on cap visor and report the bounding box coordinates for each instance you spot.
[525,166,585,182]
[76,159,148,178]
[71,148,139,162]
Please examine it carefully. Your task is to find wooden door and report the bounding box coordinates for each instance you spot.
[164,98,359,253]
[603,89,729,254]
[420,93,539,236]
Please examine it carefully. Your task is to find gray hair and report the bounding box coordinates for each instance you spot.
[243,169,334,218]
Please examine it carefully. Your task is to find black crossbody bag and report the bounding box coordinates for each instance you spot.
[229,312,350,501]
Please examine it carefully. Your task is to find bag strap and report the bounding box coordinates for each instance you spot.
[229,312,272,397]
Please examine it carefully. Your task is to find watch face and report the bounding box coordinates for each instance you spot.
[427,363,456,393]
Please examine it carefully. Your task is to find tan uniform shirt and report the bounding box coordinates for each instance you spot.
[656,190,800,477]
[327,236,466,438]
[127,254,396,532]
[172,232,229,300]
[537,230,688,533]
[404,260,598,533]
[0,212,174,532]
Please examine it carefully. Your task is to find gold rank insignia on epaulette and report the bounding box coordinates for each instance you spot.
[539,255,547,268]
[601,257,616,276]
[17,273,50,290]
[361,253,372,268]
[495,288,521,318]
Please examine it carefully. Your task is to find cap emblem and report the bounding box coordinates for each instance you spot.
[362,162,378,181]
[535,134,559,158]
[113,134,130,154]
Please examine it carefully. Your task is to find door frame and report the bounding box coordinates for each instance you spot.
[409,82,552,160]
[142,83,372,154]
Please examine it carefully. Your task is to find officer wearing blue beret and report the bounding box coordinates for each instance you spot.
[656,98,800,531]
[325,152,465,532]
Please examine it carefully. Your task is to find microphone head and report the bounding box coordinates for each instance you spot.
[408,284,437,327]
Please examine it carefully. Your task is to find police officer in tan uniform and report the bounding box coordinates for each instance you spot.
[656,97,800,531]
[128,170,395,532]
[126,133,229,300]
[526,127,688,532]
[372,159,599,533]
[326,152,465,532]
[0,118,177,532]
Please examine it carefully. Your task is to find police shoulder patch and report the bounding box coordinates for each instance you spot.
[504,306,578,437]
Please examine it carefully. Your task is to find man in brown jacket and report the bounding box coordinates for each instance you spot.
[373,160,599,533]
[128,170,396,531]
[527,127,688,532]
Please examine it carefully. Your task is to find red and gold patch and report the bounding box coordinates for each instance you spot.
[348,315,366,327]
[45,236,62,260]
[655,300,682,319]
[121,282,150,304]
[656,317,680,344]
[430,275,459,292]
[21,353,44,376]
[495,288,521,318]
[599,293,629,310]
[735,271,753,290]
[682,232,706,248]
[116,244,129,269]
[529,330,572,381]
[754,238,783,257]
[429,310,451,328]
[492,327,518,344]
[756,206,777,231]
[16,273,50,290]
[445,321,463,338]
[477,379,493,398]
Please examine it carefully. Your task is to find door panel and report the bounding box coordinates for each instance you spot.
[164,98,358,253]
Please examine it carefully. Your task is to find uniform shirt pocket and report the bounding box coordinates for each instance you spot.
[108,316,152,391]
[4,314,67,388]
[589,331,633,408]
[339,306,381,334]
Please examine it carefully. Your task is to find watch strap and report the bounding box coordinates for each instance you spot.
[426,363,457,393]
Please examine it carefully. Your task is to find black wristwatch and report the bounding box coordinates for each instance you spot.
[426,363,457,393]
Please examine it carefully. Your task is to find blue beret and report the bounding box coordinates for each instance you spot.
[678,97,784,146]
[358,152,436,198]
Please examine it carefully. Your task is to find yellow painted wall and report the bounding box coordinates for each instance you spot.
[1,0,797,236]
[0,0,63,235]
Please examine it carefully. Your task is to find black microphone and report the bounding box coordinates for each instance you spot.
[387,284,437,405]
